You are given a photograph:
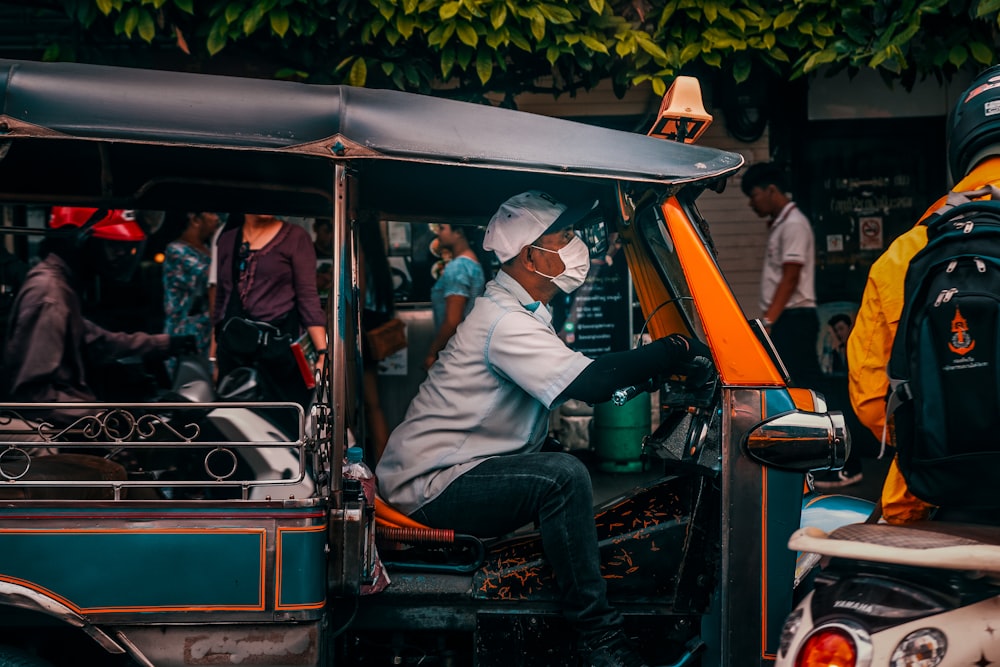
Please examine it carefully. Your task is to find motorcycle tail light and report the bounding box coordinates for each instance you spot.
[794,627,856,667]
[889,628,946,667]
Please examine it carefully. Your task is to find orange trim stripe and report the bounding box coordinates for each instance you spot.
[0,528,267,613]
[275,525,327,611]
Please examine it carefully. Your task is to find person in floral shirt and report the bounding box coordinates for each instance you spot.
[163,212,220,364]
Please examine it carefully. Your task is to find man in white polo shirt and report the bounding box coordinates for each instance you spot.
[741,162,822,390]
[376,190,714,667]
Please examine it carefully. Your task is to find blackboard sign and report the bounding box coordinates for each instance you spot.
[552,254,631,356]
[796,118,946,304]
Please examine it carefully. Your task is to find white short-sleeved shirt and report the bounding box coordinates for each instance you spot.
[759,202,816,313]
[375,270,593,515]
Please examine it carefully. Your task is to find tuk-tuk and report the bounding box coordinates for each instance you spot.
[0,59,847,666]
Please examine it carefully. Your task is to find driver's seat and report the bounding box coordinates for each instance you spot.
[374,494,486,573]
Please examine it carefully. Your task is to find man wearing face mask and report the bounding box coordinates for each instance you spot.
[376,191,714,667]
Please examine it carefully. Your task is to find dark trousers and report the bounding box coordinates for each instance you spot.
[412,452,623,641]
[770,307,823,390]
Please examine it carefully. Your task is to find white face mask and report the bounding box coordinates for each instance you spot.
[531,236,591,293]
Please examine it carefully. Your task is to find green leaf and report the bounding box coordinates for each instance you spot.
[970,41,994,64]
[381,61,395,76]
[456,21,478,47]
[490,4,506,28]
[976,0,1000,17]
[948,44,969,67]
[719,6,745,31]
[243,7,264,35]
[403,0,418,14]
[476,49,493,84]
[704,2,717,23]
[546,44,560,65]
[588,0,605,15]
[397,14,416,38]
[123,6,140,36]
[679,42,701,63]
[580,35,609,54]
[702,51,722,67]
[803,47,837,72]
[207,24,228,55]
[538,4,573,23]
[456,45,472,69]
[404,64,421,85]
[773,9,796,30]
[440,47,456,79]
[173,0,193,13]
[509,27,531,51]
[96,0,113,14]
[652,77,666,96]
[270,9,290,37]
[733,57,751,83]
[225,2,243,24]
[42,42,60,61]
[615,34,634,57]
[814,23,834,37]
[636,35,667,61]
[530,13,545,41]
[138,10,156,42]
[440,1,461,20]
[349,57,367,86]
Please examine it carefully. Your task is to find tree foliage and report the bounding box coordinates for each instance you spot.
[11,0,1000,100]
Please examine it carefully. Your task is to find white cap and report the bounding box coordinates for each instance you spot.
[483,190,598,263]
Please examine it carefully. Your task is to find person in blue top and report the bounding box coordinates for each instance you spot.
[163,211,220,366]
[377,190,715,667]
[424,223,488,370]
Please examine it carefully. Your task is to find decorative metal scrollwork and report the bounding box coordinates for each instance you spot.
[35,409,200,443]
[0,447,31,481]
[204,447,239,481]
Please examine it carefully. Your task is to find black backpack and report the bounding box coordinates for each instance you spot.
[887,198,1000,509]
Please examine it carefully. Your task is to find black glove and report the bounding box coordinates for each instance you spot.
[168,335,198,356]
[662,333,716,389]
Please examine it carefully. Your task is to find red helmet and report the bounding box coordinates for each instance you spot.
[49,207,145,242]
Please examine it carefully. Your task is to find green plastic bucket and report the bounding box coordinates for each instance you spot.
[591,395,650,473]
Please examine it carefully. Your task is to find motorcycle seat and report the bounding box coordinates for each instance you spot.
[791,521,1000,574]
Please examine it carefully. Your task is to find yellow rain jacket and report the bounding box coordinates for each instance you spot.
[847,157,1000,524]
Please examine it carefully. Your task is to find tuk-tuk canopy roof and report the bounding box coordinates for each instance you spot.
[0,59,743,219]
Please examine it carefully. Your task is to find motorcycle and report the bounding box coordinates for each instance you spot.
[777,516,1000,667]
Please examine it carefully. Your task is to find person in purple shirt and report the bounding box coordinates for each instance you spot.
[211,213,327,406]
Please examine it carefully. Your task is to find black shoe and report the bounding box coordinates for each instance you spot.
[583,630,650,667]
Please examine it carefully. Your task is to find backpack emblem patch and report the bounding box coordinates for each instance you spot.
[948,305,976,355]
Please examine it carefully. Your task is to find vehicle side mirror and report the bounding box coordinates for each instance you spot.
[743,411,849,473]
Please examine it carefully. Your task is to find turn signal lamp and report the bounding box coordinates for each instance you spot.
[795,627,856,667]
[889,628,946,667]
[647,76,713,144]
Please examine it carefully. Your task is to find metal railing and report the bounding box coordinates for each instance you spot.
[0,402,320,501]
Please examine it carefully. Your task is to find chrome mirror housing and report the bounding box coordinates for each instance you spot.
[743,410,849,473]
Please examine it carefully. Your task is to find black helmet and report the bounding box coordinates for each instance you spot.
[948,65,1000,182]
